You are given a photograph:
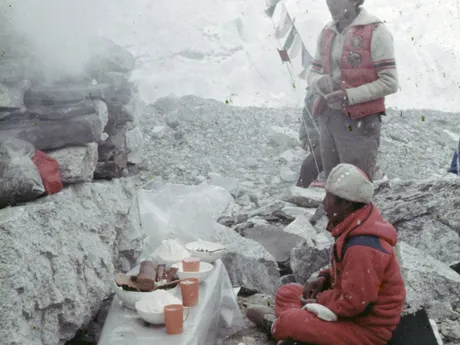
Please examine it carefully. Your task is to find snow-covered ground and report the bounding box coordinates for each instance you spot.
[92,0,460,112]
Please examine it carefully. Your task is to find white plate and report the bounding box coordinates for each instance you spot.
[185,239,225,253]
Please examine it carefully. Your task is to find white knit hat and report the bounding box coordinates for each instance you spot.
[325,164,374,203]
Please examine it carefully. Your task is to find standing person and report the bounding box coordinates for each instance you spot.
[246,163,406,345]
[308,0,398,181]
[448,139,460,175]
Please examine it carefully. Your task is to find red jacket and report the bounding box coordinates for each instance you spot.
[313,24,386,119]
[317,203,406,339]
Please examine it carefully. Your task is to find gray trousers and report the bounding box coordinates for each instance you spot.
[319,107,381,181]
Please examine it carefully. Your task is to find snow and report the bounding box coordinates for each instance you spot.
[90,0,460,112]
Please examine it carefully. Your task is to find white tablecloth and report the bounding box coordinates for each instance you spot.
[98,259,244,345]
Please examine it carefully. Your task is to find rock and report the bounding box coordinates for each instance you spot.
[209,175,240,197]
[269,126,299,148]
[242,224,303,264]
[248,201,287,218]
[21,100,97,121]
[271,176,282,184]
[244,157,259,169]
[98,124,128,162]
[285,195,322,209]
[284,216,317,240]
[165,110,180,129]
[104,101,136,133]
[374,178,460,267]
[0,178,144,345]
[0,80,31,108]
[47,143,98,184]
[211,223,280,295]
[0,140,45,208]
[280,166,297,182]
[290,236,332,284]
[0,113,103,151]
[24,84,114,107]
[152,126,166,139]
[286,186,325,204]
[125,127,144,165]
[94,99,109,135]
[237,194,253,208]
[397,242,460,310]
[426,301,460,322]
[279,150,295,164]
[440,319,460,342]
[93,160,125,180]
[282,206,316,219]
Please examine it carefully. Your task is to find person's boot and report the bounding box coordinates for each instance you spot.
[246,305,277,334]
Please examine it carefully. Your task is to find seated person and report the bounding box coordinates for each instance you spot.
[247,163,406,345]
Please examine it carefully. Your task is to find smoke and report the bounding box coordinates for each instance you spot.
[2,0,110,83]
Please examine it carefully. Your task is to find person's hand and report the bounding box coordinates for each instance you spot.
[300,297,317,306]
[302,276,327,299]
[315,75,334,95]
[325,90,348,106]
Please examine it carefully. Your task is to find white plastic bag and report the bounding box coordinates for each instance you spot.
[139,181,233,257]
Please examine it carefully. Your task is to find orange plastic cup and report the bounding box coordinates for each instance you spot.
[163,304,190,335]
[182,257,200,272]
[180,278,199,307]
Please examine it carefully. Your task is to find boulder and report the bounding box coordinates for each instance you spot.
[397,242,460,310]
[286,186,325,204]
[125,126,144,165]
[0,113,103,151]
[93,99,109,134]
[284,216,317,240]
[47,143,98,184]
[0,178,144,345]
[211,223,280,295]
[290,234,332,284]
[0,139,45,208]
[22,100,96,121]
[269,126,299,149]
[152,126,166,139]
[374,178,460,267]
[282,205,316,219]
[104,100,138,133]
[242,224,303,263]
[209,173,240,197]
[440,319,460,343]
[280,166,297,182]
[23,84,116,107]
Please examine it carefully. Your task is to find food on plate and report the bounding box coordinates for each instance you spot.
[114,260,179,292]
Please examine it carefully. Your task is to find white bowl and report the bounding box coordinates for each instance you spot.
[134,290,183,325]
[185,240,225,263]
[171,262,214,283]
[113,281,157,310]
[135,303,165,325]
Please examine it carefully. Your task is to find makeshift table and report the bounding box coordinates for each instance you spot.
[98,259,245,345]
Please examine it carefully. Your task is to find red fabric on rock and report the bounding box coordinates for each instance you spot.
[32,150,63,195]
